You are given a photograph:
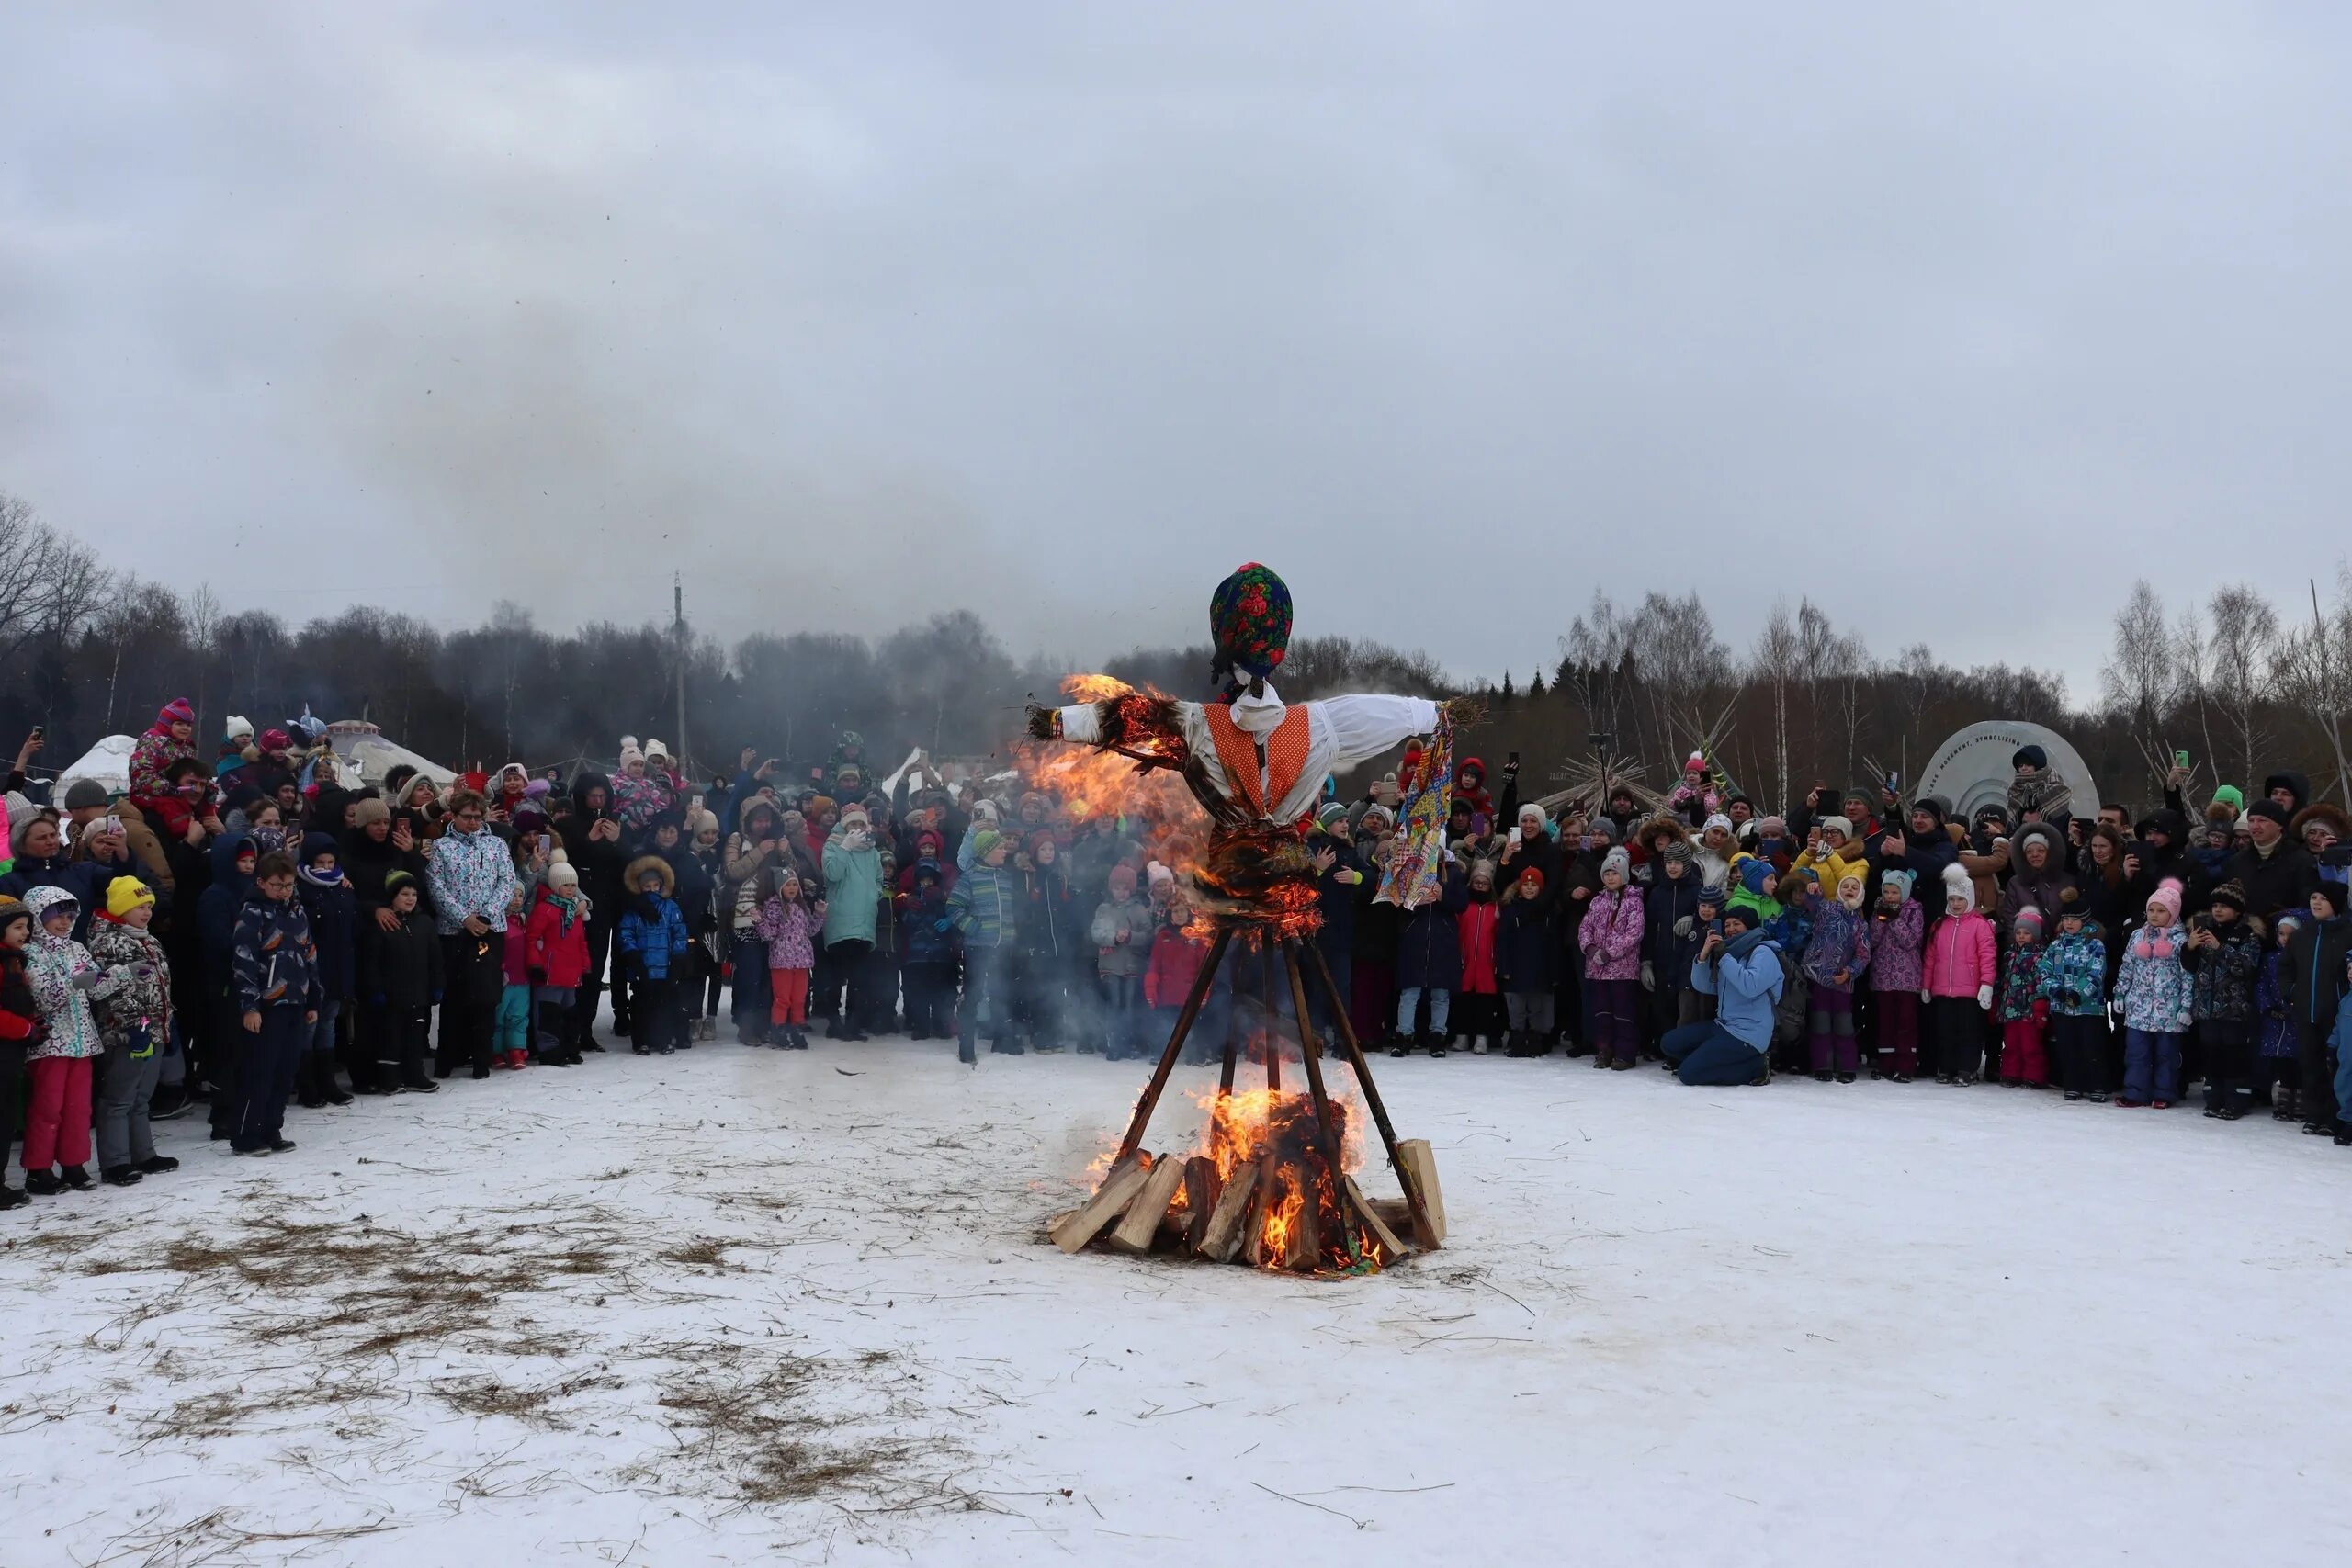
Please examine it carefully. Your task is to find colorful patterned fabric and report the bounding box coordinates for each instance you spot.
[1209,562,1292,680]
[1377,712,1452,909]
[1202,703,1310,818]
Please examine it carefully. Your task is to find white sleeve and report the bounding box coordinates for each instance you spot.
[1057,705,1102,745]
[1316,695,1441,770]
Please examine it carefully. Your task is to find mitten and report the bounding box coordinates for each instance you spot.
[1639,962,1655,991]
[1918,987,1931,1004]
[2175,1010,2193,1030]
[934,918,953,933]
[1975,984,1993,1010]
[1673,916,1693,938]
[69,969,104,992]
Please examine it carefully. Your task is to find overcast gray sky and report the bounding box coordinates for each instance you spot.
[4,3,2348,701]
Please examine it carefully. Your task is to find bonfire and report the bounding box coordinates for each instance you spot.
[1029,563,1454,1275]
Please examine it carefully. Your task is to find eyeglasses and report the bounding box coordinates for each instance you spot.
[454,810,484,824]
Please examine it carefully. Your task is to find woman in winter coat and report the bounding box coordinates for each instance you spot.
[1393,858,1470,1057]
[2185,879,2266,1118]
[1921,863,1996,1083]
[1997,822,2071,933]
[1015,833,1080,1052]
[1578,847,1647,1068]
[720,799,793,1041]
[2114,878,2195,1108]
[19,886,115,1194]
[820,807,885,1040]
[1351,839,1404,1051]
[1866,869,1925,1079]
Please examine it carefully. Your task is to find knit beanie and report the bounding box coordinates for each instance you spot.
[1600,846,1631,880]
[351,796,390,829]
[1517,865,1544,892]
[2311,883,2346,918]
[1879,868,1914,901]
[1697,882,1726,907]
[1685,751,1706,773]
[2209,879,2248,913]
[1702,813,1733,839]
[1758,815,1787,838]
[2276,911,2305,938]
[1941,862,1973,908]
[1317,802,1349,833]
[1662,840,1694,865]
[63,778,110,810]
[2246,798,2291,829]
[547,862,580,891]
[1816,815,1853,840]
[0,897,26,938]
[1517,801,1548,831]
[2211,784,2244,812]
[158,697,196,728]
[1586,817,1616,843]
[224,715,254,742]
[2013,905,2044,934]
[2146,877,2185,919]
[969,828,1004,861]
[105,876,153,918]
[1147,860,1175,889]
[385,869,416,897]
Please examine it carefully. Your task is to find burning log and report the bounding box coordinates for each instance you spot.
[1051,1158,1153,1255]
[1200,1160,1260,1263]
[1343,1176,1408,1263]
[1396,1140,1447,1246]
[1106,1155,1187,1256]
[1180,1156,1216,1253]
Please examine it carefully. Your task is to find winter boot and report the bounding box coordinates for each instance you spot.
[507,1049,529,1070]
[1428,1032,1448,1059]
[23,1169,62,1196]
[135,1155,179,1175]
[59,1166,95,1191]
[0,1184,26,1211]
[320,1058,353,1104]
[296,1055,325,1110]
[100,1165,143,1188]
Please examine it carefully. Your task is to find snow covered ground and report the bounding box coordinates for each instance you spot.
[4,1026,2349,1566]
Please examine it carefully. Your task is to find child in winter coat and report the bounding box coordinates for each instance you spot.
[755,870,824,1051]
[357,871,443,1094]
[1496,865,1555,1056]
[227,852,322,1156]
[1091,861,1155,1060]
[1867,869,1925,1079]
[493,887,533,1070]
[2114,877,2195,1108]
[1141,896,1221,1066]
[0,899,38,1209]
[2280,883,2352,1134]
[1765,870,1819,1068]
[86,877,176,1187]
[19,886,113,1193]
[2041,893,2111,1100]
[1645,845,1703,1043]
[294,832,358,1106]
[1996,907,2052,1087]
[2257,913,2301,1119]
[2186,880,2266,1118]
[899,861,957,1042]
[1921,863,1996,1083]
[1802,872,1873,1081]
[1454,861,1502,1053]
[1393,859,1469,1057]
[525,862,592,1065]
[1578,847,1646,1069]
[616,855,690,1056]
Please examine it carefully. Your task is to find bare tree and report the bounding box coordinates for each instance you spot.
[0,491,109,664]
[2173,602,2219,782]
[2273,569,2352,804]
[1749,603,1803,809]
[1826,631,1872,784]
[2207,584,2278,788]
[2101,580,2181,778]
[185,581,222,737]
[1627,591,1736,761]
[1557,590,1635,754]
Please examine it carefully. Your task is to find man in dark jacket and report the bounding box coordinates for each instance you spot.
[1309,820,1366,1046]
[198,832,258,1139]
[356,870,444,1093]
[552,772,630,1047]
[2225,799,2320,922]
[1868,795,1961,906]
[1644,843,1703,1049]
[2280,882,2352,1134]
[2125,808,2211,922]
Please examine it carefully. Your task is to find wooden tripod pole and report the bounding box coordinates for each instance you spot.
[1280,941,1348,1205]
[1304,941,1438,1249]
[1216,936,1243,1098]
[1260,941,1281,1094]
[1112,926,1233,1170]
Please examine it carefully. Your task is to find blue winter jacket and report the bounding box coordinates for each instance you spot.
[616,892,690,980]
[1691,930,1784,1052]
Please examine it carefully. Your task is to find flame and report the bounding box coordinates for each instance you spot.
[1017,674,1207,887]
[1259,1169,1304,1260]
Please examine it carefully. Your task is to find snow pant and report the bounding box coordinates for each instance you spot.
[365,1006,432,1088]
[535,987,575,1054]
[96,1038,163,1170]
[581,911,624,1038]
[1585,977,1639,1063]
[1929,995,1982,1078]
[2297,1018,2338,1125]
[1396,987,1450,1038]
[904,962,957,1038]
[1808,987,1859,1074]
[230,1006,305,1152]
[1100,974,1143,1058]
[859,946,899,1033]
[2199,1017,2256,1111]
[1660,1020,1766,1086]
[1350,961,1394,1046]
[769,966,811,1027]
[436,930,504,1076]
[812,941,840,1021]
[729,934,772,1038]
[958,945,1010,1062]
[2052,1011,2107,1095]
[493,985,531,1055]
[1505,990,1555,1034]
[1646,981,1683,1053]
[824,939,873,1035]
[1771,974,1811,1072]
[1017,953,1071,1047]
[0,1041,22,1180]
[206,981,243,1137]
[1999,1017,2048,1085]
[23,1055,94,1173]
[633,974,686,1052]
[2122,1027,2182,1103]
[1871,989,1919,1076]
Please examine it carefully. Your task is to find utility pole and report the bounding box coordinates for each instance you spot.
[674,573,689,774]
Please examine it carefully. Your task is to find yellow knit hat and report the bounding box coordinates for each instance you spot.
[106,876,154,918]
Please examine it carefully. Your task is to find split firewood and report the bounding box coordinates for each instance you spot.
[1181,1156,1216,1254]
[1200,1160,1260,1263]
[1051,1157,1152,1255]
[1106,1155,1187,1255]
[1396,1138,1447,1247]
[1344,1176,1408,1261]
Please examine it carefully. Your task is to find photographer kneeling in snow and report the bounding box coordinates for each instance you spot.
[1658,902,1784,1087]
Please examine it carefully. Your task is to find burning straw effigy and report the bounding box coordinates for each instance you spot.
[1026,564,1454,1275]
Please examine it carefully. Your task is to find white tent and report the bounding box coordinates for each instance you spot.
[323,720,457,789]
[54,734,138,798]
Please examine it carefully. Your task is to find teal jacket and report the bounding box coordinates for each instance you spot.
[820,831,884,946]
[1691,930,1784,1052]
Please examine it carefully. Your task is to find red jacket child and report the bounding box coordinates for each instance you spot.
[526,877,594,988]
[1142,910,1211,1009]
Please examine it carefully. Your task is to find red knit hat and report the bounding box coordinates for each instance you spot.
[159,698,195,727]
